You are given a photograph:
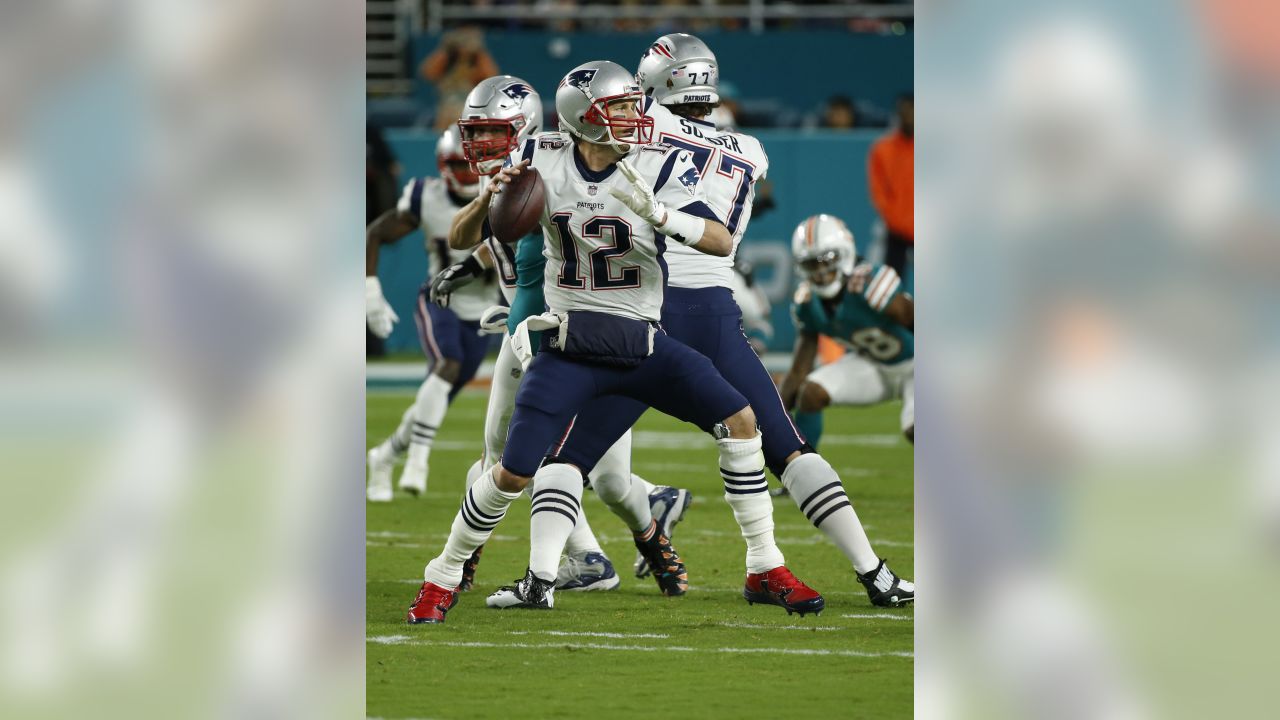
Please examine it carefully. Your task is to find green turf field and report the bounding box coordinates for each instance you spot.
[367,388,914,719]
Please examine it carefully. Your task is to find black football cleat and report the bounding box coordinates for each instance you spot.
[856,559,915,607]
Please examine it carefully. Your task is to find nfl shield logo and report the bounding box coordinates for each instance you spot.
[587,185,598,196]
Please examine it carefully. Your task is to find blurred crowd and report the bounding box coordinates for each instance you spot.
[402,26,905,131]
[424,0,913,34]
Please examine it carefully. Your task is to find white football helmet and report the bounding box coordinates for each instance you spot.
[457,75,543,175]
[556,60,653,155]
[636,33,719,106]
[791,214,856,299]
[436,125,481,199]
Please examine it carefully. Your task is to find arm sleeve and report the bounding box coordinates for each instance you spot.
[860,263,903,313]
[395,178,424,221]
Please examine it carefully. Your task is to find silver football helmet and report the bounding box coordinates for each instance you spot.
[436,125,481,199]
[636,33,719,106]
[457,75,542,175]
[556,60,653,155]
[791,214,856,299]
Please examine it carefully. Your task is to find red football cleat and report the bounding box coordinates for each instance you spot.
[406,581,459,624]
[743,566,825,616]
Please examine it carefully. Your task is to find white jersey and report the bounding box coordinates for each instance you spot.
[512,132,714,322]
[397,177,496,321]
[644,98,769,289]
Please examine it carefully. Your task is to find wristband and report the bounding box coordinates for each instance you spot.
[365,275,384,300]
[656,209,706,247]
[458,254,483,276]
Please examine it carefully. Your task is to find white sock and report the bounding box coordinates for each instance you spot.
[719,433,785,573]
[635,475,657,495]
[782,453,880,574]
[564,505,604,555]
[423,467,521,588]
[528,464,583,582]
[407,374,452,468]
[594,471,653,533]
[385,405,413,456]
[464,458,484,490]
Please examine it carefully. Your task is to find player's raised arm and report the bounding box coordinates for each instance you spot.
[448,158,530,250]
[608,157,731,256]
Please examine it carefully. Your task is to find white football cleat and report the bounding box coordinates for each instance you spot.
[486,568,555,609]
[366,445,394,502]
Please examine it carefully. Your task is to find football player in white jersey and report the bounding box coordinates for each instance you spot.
[435,75,693,593]
[364,125,499,501]
[544,34,914,608]
[407,60,819,623]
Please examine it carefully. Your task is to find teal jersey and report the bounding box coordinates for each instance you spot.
[507,231,546,335]
[792,263,913,364]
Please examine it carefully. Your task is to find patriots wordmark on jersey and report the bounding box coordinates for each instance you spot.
[507,133,721,322]
[643,99,769,289]
[398,177,497,322]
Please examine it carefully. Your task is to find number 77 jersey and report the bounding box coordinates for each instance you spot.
[510,132,721,322]
[643,98,769,289]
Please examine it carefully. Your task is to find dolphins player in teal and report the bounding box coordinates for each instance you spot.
[780,214,916,446]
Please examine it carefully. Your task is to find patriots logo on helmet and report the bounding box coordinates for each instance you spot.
[562,69,598,90]
[677,166,700,191]
[502,82,532,100]
[647,42,674,60]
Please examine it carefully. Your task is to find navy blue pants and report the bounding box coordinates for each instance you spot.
[413,284,489,401]
[554,286,808,479]
[501,327,750,478]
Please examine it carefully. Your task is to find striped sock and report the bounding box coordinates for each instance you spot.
[718,433,785,573]
[564,505,604,555]
[528,464,583,582]
[424,468,521,588]
[406,374,451,469]
[781,453,878,574]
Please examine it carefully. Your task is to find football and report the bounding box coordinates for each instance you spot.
[488,167,545,243]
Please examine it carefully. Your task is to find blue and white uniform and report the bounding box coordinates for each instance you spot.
[398,177,494,398]
[499,134,746,478]
[552,103,807,479]
[793,263,915,433]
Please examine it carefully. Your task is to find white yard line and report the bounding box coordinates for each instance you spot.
[841,613,913,621]
[712,622,849,632]
[367,636,912,659]
[508,630,670,639]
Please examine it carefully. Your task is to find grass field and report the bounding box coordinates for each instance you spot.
[367,387,914,719]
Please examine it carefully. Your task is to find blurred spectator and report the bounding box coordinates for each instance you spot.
[868,93,914,277]
[822,95,859,129]
[419,27,500,130]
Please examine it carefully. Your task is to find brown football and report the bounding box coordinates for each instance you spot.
[488,167,545,243]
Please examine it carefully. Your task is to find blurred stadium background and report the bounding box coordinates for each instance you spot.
[365,1,914,360]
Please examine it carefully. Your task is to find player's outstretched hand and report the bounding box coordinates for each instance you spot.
[608,159,667,226]
[483,159,531,200]
[429,255,484,308]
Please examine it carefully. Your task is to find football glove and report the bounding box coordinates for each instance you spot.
[608,160,666,226]
[429,255,484,308]
[609,159,704,246]
[365,276,398,339]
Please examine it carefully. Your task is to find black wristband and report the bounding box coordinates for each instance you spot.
[459,254,483,276]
